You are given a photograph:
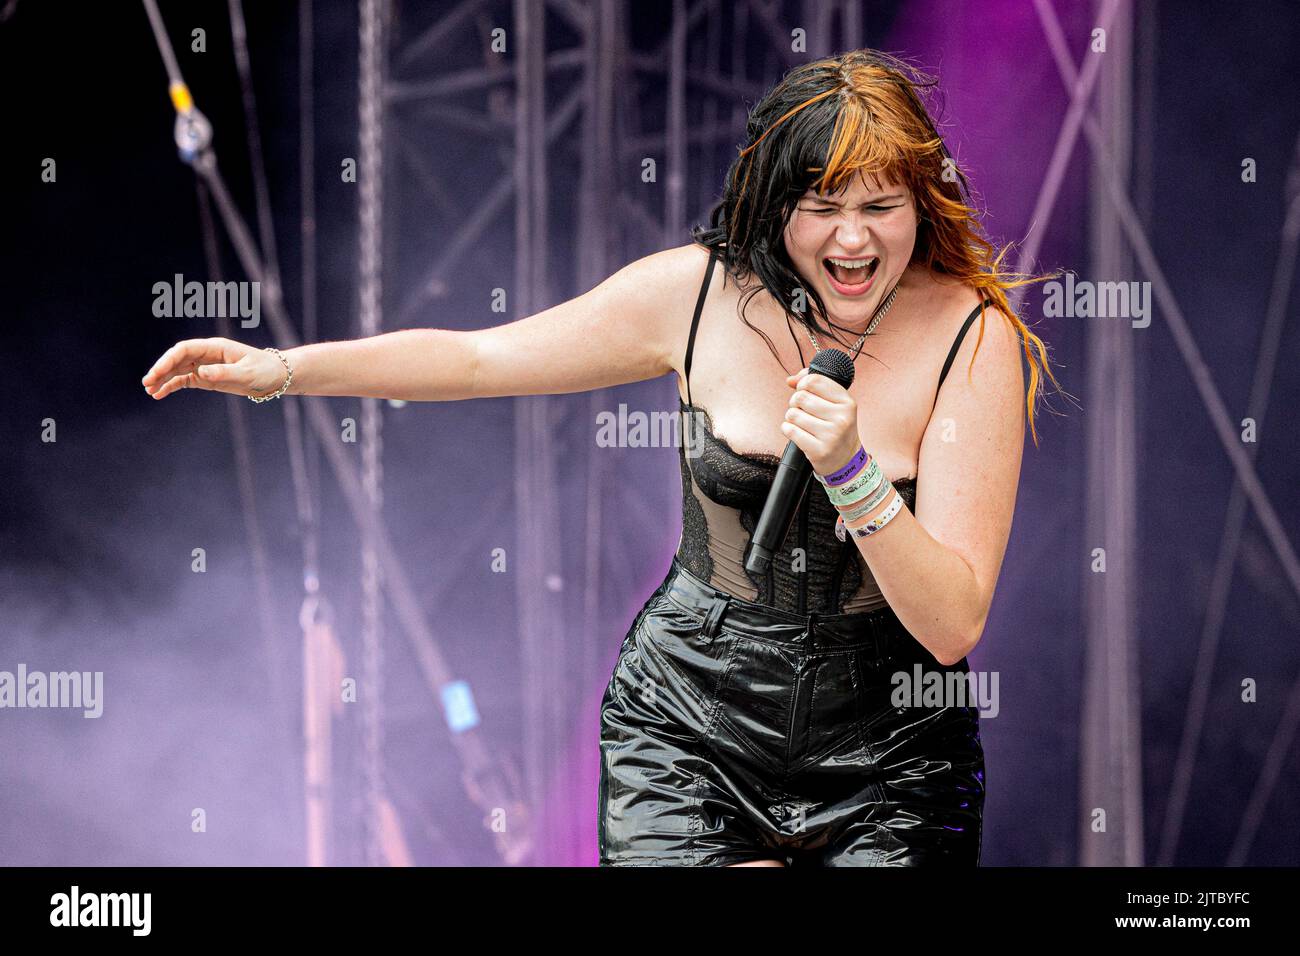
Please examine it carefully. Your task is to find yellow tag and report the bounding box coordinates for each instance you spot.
[169,82,193,113]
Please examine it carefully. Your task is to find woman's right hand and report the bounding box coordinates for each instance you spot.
[141,337,288,400]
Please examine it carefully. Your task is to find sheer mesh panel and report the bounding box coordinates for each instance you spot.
[675,398,916,615]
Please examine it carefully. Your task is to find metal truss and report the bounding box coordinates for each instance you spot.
[385,0,877,864]
[380,0,1298,867]
[1028,0,1300,865]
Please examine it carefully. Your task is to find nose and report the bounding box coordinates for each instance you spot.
[835,211,870,251]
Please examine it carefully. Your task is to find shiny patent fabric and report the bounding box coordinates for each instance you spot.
[598,557,985,866]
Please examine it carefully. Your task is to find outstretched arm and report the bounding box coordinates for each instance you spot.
[142,244,706,403]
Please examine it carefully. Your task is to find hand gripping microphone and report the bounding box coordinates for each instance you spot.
[744,348,857,576]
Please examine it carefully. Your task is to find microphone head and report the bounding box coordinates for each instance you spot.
[809,348,856,388]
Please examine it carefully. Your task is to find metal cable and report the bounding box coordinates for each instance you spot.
[222,2,337,843]
[140,0,183,86]
[194,177,298,839]
[300,0,322,580]
[227,0,323,597]
[357,0,388,868]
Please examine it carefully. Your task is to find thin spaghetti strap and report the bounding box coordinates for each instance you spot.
[683,245,719,408]
[934,297,995,407]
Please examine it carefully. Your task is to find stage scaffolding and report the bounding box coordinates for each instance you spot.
[149,0,1299,865]
[383,0,887,865]
[383,0,1300,866]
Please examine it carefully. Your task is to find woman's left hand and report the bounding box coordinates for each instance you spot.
[782,367,863,477]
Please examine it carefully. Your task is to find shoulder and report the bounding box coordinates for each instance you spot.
[557,242,731,381]
[597,243,722,327]
[624,241,723,305]
[919,272,1021,366]
[918,273,1025,408]
[610,242,725,376]
[608,242,717,295]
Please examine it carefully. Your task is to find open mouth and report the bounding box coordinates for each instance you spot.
[822,256,879,294]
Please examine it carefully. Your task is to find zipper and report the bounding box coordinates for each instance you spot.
[797,491,809,614]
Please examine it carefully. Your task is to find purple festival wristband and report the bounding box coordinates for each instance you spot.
[821,446,868,486]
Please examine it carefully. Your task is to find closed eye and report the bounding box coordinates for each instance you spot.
[802,204,904,214]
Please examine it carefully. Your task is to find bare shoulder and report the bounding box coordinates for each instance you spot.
[615,242,716,305]
[919,270,1023,375]
[912,267,981,325]
[469,242,720,397]
[567,242,716,379]
[932,280,1027,421]
[607,241,720,377]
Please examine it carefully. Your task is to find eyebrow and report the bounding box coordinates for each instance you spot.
[804,194,904,205]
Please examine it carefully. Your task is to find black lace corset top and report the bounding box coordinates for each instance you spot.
[673,243,991,615]
[676,396,917,615]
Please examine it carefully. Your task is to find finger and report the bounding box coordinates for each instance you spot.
[194,363,240,387]
[795,372,850,402]
[784,406,831,438]
[150,371,199,400]
[145,362,231,397]
[142,338,228,387]
[785,367,810,385]
[787,388,838,418]
[164,368,223,399]
[143,341,196,385]
[779,418,816,449]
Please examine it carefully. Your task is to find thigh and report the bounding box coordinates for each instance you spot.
[820,699,985,867]
[598,606,777,867]
[808,637,986,867]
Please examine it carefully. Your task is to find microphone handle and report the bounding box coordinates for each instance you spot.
[744,439,814,575]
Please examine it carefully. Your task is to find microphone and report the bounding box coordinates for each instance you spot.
[744,348,856,576]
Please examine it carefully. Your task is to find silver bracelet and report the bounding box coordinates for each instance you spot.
[248,347,293,403]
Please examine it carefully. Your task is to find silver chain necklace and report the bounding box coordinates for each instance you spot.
[805,284,899,360]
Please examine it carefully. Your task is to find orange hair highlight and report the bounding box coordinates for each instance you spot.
[696,49,1066,447]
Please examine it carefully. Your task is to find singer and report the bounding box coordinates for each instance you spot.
[597,50,1058,867]
[141,49,1059,867]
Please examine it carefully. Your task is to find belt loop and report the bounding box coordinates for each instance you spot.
[700,595,730,641]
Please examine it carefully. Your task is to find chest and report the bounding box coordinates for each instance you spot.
[676,298,943,483]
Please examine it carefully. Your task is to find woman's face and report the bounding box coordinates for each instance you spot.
[782,171,918,329]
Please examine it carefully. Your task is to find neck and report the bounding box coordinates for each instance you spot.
[822,283,899,338]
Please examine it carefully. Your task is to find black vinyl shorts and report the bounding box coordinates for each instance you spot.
[598,557,985,866]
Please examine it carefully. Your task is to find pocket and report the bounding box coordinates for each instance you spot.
[634,603,735,725]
